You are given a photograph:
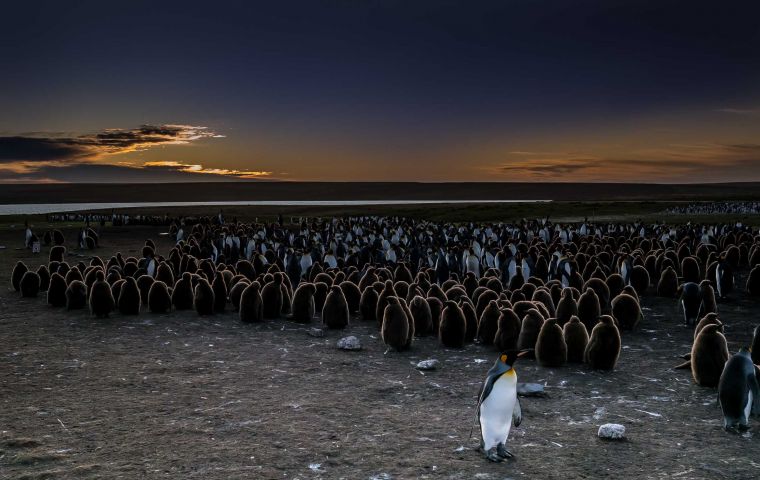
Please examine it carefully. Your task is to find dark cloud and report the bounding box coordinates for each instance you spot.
[495,144,760,182]
[500,158,598,175]
[0,124,218,163]
[0,136,94,162]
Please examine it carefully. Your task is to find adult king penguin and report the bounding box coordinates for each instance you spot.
[476,351,523,462]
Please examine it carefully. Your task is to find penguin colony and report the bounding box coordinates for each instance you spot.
[10,215,760,436]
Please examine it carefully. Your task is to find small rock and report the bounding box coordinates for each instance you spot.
[517,382,546,397]
[416,359,439,371]
[337,336,362,351]
[308,328,325,338]
[598,423,626,440]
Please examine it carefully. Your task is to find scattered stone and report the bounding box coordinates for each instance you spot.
[517,382,546,397]
[308,327,325,338]
[416,359,439,370]
[598,423,626,440]
[337,336,362,351]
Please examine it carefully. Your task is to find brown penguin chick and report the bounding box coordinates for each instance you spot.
[427,283,448,305]
[621,285,639,303]
[398,298,416,348]
[313,281,329,312]
[747,265,760,296]
[577,287,601,333]
[535,318,567,368]
[193,278,215,316]
[358,267,379,291]
[426,296,443,332]
[694,313,721,340]
[441,279,458,293]
[460,299,478,343]
[630,265,650,296]
[605,273,625,300]
[381,297,411,352]
[439,300,467,348]
[584,315,621,370]
[322,285,350,329]
[148,280,172,314]
[49,245,66,263]
[517,308,545,353]
[290,283,317,323]
[136,275,155,307]
[656,266,679,298]
[48,272,68,307]
[280,276,292,315]
[261,274,284,319]
[37,264,50,292]
[689,323,729,388]
[531,288,556,317]
[19,270,40,298]
[212,271,228,313]
[394,262,413,284]
[475,289,499,318]
[583,277,611,314]
[610,293,643,331]
[699,280,717,314]
[555,289,578,327]
[65,268,83,286]
[89,270,114,317]
[66,280,88,310]
[463,272,479,298]
[228,279,250,312]
[563,316,589,363]
[409,295,433,336]
[376,280,397,326]
[477,300,501,345]
[360,285,379,321]
[118,277,142,315]
[155,262,175,287]
[510,290,526,304]
[110,279,126,306]
[445,286,468,303]
[394,281,411,300]
[239,282,264,323]
[339,281,362,314]
[512,300,538,323]
[494,308,522,352]
[681,257,701,284]
[172,272,195,310]
[11,261,28,292]
[519,282,537,300]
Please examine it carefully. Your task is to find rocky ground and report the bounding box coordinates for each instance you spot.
[1,224,760,479]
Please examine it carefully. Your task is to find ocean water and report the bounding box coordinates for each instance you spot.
[0,199,551,216]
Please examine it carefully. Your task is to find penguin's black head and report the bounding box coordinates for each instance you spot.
[498,350,522,368]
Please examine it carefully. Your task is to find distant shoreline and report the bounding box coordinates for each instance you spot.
[3,181,760,204]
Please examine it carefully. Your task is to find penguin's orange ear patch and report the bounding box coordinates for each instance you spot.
[500,354,507,363]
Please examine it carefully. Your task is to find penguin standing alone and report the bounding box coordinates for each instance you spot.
[718,348,760,432]
[476,351,523,462]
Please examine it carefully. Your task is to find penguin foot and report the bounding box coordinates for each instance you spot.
[496,443,514,459]
[484,448,503,463]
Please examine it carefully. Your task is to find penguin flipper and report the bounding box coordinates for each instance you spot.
[749,371,760,416]
[512,397,522,427]
[674,360,692,370]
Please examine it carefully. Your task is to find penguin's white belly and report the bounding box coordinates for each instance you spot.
[480,373,517,450]
[744,390,753,421]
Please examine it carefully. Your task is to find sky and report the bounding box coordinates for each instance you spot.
[1,0,759,183]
